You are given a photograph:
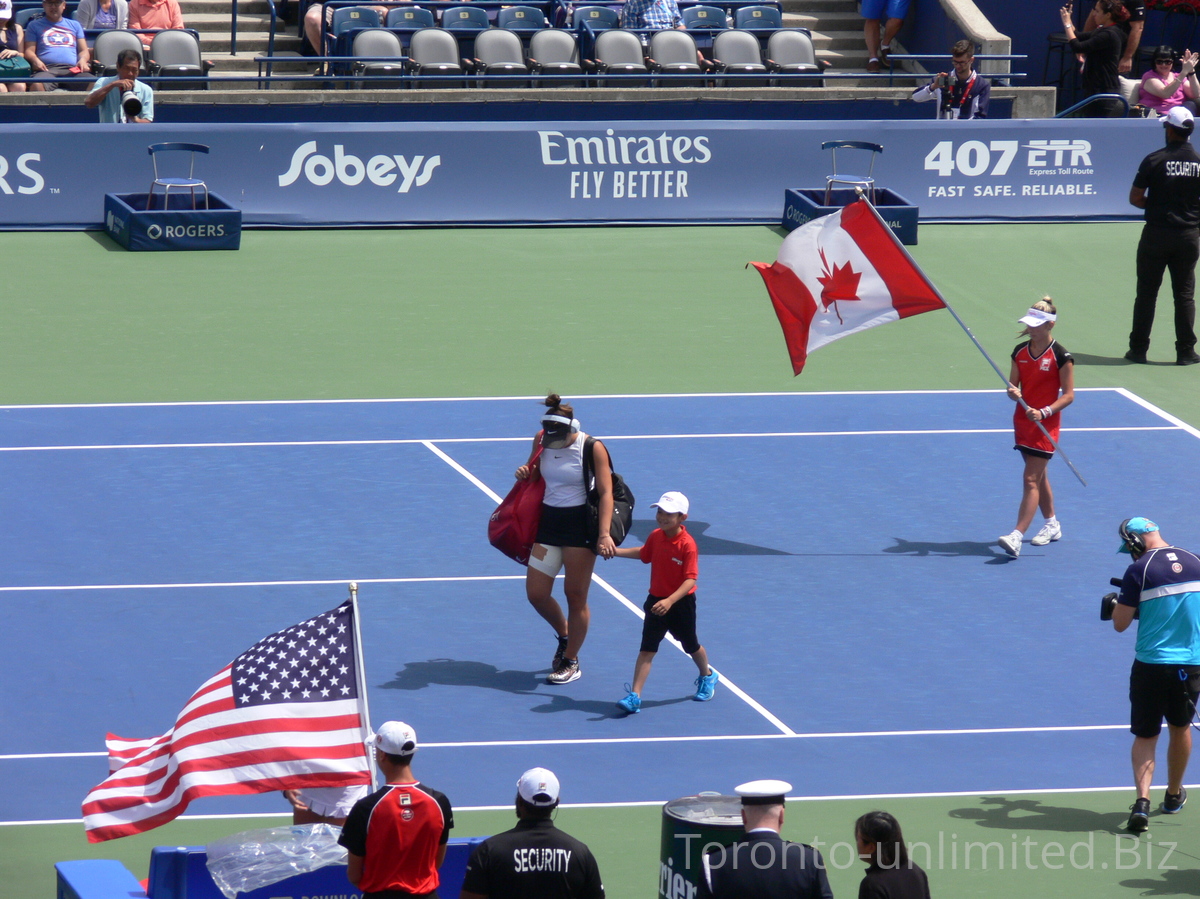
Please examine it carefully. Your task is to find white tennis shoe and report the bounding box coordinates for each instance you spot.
[998,531,1022,558]
[1031,520,1062,546]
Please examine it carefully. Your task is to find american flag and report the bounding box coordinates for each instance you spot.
[83,599,373,842]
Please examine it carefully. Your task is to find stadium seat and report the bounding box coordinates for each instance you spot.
[329,6,381,55]
[711,28,766,82]
[528,28,582,83]
[821,139,881,205]
[351,28,405,87]
[496,6,547,34]
[587,28,647,77]
[406,27,466,86]
[734,4,781,30]
[148,30,211,90]
[386,6,435,29]
[681,5,726,31]
[471,28,529,81]
[647,29,704,80]
[442,4,491,32]
[765,28,820,84]
[90,29,145,76]
[572,5,619,31]
[147,142,209,210]
[15,7,42,26]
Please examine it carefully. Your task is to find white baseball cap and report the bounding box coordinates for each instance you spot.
[0,0,13,16]
[651,491,689,515]
[373,721,417,756]
[1017,307,1056,327]
[517,767,560,807]
[1164,106,1195,132]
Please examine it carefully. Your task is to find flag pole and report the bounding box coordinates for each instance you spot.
[857,193,1087,488]
[348,581,378,788]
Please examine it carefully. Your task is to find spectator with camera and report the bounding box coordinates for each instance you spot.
[85,48,153,122]
[1109,517,1200,833]
[911,39,990,120]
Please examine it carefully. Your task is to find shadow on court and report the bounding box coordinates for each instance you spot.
[528,693,692,721]
[629,519,793,556]
[948,797,1130,833]
[1073,351,1180,368]
[1120,869,1200,896]
[378,659,543,694]
[884,538,1013,563]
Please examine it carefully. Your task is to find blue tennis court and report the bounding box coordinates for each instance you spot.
[3,390,1198,825]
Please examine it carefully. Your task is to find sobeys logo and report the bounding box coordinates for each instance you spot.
[278,141,441,193]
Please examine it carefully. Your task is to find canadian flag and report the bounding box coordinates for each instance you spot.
[751,200,945,375]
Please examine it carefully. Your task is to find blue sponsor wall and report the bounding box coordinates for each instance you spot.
[0,118,1164,229]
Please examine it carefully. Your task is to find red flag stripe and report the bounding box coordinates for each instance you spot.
[838,201,945,319]
[750,261,817,377]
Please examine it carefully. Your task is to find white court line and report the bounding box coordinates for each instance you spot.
[0,723,1129,761]
[0,385,1134,411]
[0,575,525,593]
[0,425,1180,453]
[1114,387,1200,441]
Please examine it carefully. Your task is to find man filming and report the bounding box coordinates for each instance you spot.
[1110,517,1200,833]
[85,48,153,122]
[911,39,990,120]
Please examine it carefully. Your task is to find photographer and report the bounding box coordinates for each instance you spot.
[85,48,153,122]
[911,39,990,120]
[1109,517,1200,833]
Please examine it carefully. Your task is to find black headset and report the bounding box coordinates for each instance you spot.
[1119,518,1148,556]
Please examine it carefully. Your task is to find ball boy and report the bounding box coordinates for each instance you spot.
[612,491,718,713]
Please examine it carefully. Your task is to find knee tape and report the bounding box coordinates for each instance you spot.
[528,544,564,578]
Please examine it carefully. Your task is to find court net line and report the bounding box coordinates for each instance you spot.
[422,440,796,737]
[0,575,526,593]
[0,425,1179,453]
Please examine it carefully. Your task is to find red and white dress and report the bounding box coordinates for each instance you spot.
[1011,339,1073,457]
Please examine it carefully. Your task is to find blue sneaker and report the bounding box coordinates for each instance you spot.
[694,669,719,701]
[616,685,641,714]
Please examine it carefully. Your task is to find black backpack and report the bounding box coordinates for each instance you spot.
[582,436,635,546]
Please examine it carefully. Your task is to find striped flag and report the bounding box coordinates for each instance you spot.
[751,199,945,375]
[83,600,373,842]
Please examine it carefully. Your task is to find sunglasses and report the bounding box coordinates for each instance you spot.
[1156,57,1176,64]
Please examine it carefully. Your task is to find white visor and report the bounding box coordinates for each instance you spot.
[1018,308,1056,327]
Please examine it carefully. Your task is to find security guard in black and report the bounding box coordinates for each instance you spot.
[460,767,604,899]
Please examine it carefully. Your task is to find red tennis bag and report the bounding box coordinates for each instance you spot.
[488,447,545,566]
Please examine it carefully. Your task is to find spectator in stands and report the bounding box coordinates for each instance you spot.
[23,0,90,91]
[303,0,392,63]
[128,0,184,49]
[1139,46,1199,117]
[861,0,908,74]
[911,39,990,119]
[77,0,130,30]
[1061,0,1125,117]
[85,47,153,120]
[619,0,682,31]
[0,0,29,93]
[1083,0,1143,75]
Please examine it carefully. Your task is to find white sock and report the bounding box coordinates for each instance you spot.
[1009,530,1023,540]
[1045,517,1058,525]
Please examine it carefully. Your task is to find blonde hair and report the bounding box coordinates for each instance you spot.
[1032,296,1056,316]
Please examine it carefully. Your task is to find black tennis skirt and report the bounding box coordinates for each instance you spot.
[536,503,591,549]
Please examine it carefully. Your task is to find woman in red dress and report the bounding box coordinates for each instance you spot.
[998,298,1075,558]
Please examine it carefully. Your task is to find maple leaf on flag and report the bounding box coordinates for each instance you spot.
[816,247,862,324]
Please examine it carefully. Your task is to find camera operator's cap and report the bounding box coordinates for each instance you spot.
[734,779,792,805]
[1018,307,1056,327]
[517,767,560,807]
[651,491,689,515]
[373,721,417,755]
[1118,517,1159,553]
[1164,106,1195,132]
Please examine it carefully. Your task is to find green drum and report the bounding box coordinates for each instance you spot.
[658,793,744,899]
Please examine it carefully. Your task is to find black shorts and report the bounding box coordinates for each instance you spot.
[536,503,591,549]
[1129,659,1200,737]
[640,592,700,655]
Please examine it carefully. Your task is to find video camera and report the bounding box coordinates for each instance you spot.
[1100,578,1138,621]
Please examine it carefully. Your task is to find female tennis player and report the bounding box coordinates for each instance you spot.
[998,297,1075,558]
[514,393,615,684]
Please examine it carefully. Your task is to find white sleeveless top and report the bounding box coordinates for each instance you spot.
[541,433,588,507]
